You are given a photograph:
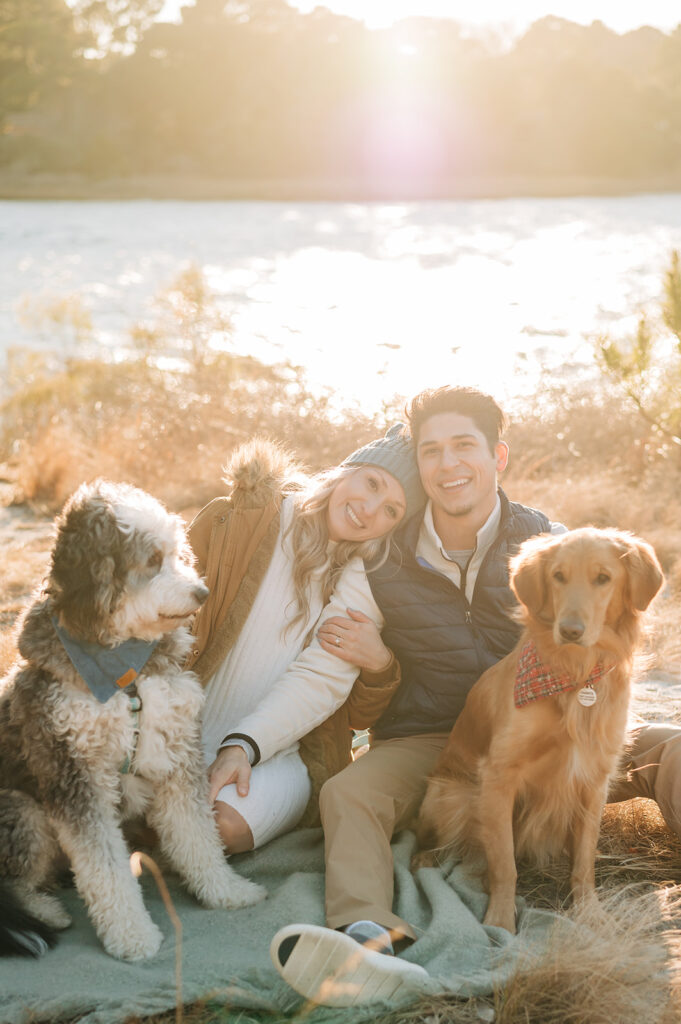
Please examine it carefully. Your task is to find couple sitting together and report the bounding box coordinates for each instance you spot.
[188,384,681,1007]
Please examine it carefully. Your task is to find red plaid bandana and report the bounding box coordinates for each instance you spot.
[514,640,607,708]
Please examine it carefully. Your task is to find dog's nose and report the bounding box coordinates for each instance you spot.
[193,583,210,605]
[559,619,585,643]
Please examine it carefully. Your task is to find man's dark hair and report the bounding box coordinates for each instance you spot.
[406,386,507,454]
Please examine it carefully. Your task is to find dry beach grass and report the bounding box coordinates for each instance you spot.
[1,349,681,1023]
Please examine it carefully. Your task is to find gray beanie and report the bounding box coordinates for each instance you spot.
[342,423,425,520]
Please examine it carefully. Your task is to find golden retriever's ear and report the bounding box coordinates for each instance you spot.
[510,537,552,617]
[621,537,664,611]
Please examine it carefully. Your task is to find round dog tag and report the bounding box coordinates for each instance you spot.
[577,684,597,707]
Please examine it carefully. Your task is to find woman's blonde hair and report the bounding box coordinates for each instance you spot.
[283,463,397,640]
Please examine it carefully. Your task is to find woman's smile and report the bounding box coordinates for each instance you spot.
[326,466,406,542]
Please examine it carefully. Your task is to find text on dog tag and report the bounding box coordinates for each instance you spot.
[577,684,597,707]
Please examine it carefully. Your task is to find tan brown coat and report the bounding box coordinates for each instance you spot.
[186,440,400,827]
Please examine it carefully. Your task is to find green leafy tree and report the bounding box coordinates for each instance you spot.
[596,250,681,452]
[70,0,164,55]
[5,7,681,182]
[0,0,162,127]
[0,0,78,123]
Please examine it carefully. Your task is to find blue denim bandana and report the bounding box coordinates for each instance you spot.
[51,617,159,703]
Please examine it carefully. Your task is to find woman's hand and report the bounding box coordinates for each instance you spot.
[317,607,392,672]
[208,745,251,804]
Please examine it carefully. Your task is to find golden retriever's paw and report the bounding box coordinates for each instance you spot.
[572,887,607,924]
[411,849,438,871]
[102,917,164,961]
[481,897,518,937]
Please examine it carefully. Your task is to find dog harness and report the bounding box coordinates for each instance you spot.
[119,686,143,775]
[52,618,159,773]
[514,640,612,708]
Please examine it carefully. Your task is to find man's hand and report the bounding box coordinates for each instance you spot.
[208,745,251,804]
[317,607,392,672]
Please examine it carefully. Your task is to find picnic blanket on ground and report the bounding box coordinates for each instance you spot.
[0,828,558,1024]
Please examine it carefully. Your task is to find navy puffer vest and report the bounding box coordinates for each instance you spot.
[369,490,551,739]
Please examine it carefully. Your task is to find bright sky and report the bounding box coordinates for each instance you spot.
[162,0,681,36]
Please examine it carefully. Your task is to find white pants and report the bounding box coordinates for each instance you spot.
[215,746,311,848]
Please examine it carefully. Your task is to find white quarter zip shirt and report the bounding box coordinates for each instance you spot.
[415,496,503,603]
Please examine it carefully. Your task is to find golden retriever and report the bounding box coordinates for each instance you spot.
[412,527,664,933]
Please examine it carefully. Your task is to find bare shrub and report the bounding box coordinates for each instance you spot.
[493,886,681,1024]
[0,630,17,676]
[12,423,101,508]
[0,349,382,512]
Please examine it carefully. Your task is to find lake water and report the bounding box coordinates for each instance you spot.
[2,195,681,412]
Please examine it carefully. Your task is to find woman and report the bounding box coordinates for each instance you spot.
[186,425,424,853]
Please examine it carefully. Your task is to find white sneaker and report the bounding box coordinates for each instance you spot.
[270,922,429,1007]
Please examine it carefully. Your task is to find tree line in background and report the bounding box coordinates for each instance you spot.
[2,0,681,188]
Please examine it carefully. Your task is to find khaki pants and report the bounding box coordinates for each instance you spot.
[608,722,681,835]
[320,723,681,939]
[320,733,448,940]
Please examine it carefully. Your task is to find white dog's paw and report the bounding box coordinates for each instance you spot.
[24,892,72,930]
[42,902,72,930]
[101,917,163,961]
[202,872,267,910]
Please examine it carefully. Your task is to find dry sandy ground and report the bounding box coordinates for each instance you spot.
[0,495,55,634]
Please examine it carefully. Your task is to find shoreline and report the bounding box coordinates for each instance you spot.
[2,171,681,201]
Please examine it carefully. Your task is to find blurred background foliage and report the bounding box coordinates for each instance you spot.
[4,251,681,502]
[0,259,386,509]
[2,0,681,189]
[2,253,681,625]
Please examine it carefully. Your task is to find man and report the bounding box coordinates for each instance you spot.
[271,385,681,1006]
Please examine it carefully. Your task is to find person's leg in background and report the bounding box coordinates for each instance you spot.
[608,723,681,838]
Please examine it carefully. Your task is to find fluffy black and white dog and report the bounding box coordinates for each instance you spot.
[0,480,264,960]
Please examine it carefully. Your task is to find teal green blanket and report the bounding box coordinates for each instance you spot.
[0,828,557,1023]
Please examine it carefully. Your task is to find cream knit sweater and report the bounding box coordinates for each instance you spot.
[201,497,384,765]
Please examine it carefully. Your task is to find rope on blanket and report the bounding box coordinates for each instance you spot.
[130,851,183,1024]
